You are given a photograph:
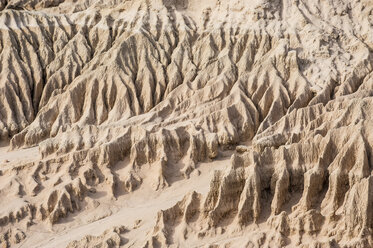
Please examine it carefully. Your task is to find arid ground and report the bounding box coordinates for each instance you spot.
[0,0,373,247]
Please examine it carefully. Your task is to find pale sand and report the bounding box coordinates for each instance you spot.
[0,0,373,247]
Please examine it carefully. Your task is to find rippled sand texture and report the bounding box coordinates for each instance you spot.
[0,0,373,247]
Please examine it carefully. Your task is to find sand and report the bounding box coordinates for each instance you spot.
[0,0,373,247]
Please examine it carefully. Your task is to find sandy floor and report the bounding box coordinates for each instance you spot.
[0,142,40,166]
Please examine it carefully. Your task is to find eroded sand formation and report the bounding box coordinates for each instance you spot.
[0,0,372,247]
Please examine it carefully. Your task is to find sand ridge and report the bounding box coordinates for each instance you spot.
[0,0,372,247]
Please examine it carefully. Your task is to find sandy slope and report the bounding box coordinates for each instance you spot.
[0,0,373,247]
[22,155,230,248]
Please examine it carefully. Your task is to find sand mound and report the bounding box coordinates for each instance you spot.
[0,0,372,247]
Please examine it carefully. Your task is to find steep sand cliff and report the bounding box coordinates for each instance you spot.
[0,0,373,247]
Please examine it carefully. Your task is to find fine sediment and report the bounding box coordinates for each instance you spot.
[0,0,372,247]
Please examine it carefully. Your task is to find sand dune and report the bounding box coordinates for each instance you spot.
[0,0,372,247]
